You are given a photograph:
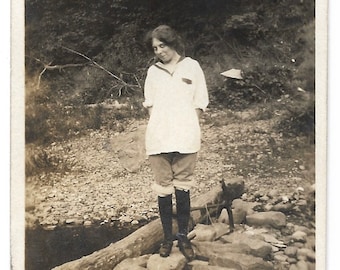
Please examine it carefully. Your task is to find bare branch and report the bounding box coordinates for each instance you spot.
[37,67,47,89]
[62,46,142,92]
[31,56,87,70]
[63,47,128,85]
[44,63,86,70]
[28,48,142,94]
[30,57,88,89]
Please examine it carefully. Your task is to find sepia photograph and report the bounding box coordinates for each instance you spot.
[9,0,330,269]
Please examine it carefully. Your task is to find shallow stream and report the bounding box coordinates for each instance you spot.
[25,223,143,270]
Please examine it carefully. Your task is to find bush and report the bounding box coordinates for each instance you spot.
[25,143,74,177]
[210,64,292,110]
[25,0,315,144]
[277,91,315,139]
[25,76,148,145]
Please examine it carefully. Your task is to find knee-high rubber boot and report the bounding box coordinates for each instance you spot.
[158,195,173,240]
[158,195,173,257]
[175,189,190,235]
[175,189,195,260]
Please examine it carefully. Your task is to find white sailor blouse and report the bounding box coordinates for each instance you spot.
[143,57,209,155]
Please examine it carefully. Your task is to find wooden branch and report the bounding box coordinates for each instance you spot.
[31,57,88,89]
[44,63,86,70]
[62,46,141,91]
[37,67,47,89]
[29,51,141,93]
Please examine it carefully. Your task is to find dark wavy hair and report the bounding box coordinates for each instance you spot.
[144,25,185,55]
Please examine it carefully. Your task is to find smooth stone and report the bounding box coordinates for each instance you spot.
[284,246,298,257]
[291,231,307,242]
[84,220,92,227]
[147,249,186,270]
[246,211,286,229]
[115,254,151,270]
[296,260,309,270]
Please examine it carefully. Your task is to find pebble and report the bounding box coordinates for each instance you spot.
[292,242,305,248]
[287,257,298,264]
[262,234,283,244]
[282,195,290,203]
[294,225,310,234]
[267,189,279,198]
[304,235,315,250]
[131,220,139,225]
[296,187,304,193]
[264,203,273,211]
[271,202,294,212]
[289,264,298,270]
[241,193,248,200]
[52,220,59,225]
[45,225,57,230]
[297,248,315,262]
[291,231,307,242]
[119,216,133,223]
[259,195,270,202]
[284,246,298,257]
[274,253,288,262]
[84,220,92,227]
[296,260,309,270]
[65,219,75,224]
[296,200,308,206]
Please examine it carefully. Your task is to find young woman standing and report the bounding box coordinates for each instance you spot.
[143,25,209,260]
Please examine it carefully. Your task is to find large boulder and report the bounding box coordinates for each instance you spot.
[192,264,238,270]
[146,246,187,270]
[111,124,147,172]
[188,223,231,242]
[115,255,150,270]
[193,237,272,259]
[210,252,274,270]
[246,211,286,229]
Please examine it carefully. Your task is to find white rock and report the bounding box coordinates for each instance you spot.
[147,249,186,270]
[131,220,139,225]
[65,219,75,224]
[84,220,92,227]
[291,231,307,243]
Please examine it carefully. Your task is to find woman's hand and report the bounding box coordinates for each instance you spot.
[195,108,202,118]
[148,107,153,116]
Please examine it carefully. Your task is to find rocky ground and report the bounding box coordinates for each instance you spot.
[25,105,316,270]
[114,214,316,270]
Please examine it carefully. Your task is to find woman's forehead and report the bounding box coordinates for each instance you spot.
[152,38,164,47]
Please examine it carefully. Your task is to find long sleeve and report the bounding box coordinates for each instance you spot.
[193,62,209,111]
[143,68,154,109]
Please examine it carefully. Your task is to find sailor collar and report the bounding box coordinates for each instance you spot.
[153,56,186,75]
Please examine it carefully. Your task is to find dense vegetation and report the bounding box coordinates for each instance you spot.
[25,0,315,145]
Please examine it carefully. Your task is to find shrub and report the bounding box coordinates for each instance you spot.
[277,91,315,140]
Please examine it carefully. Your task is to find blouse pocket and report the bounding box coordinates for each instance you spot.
[182,77,192,84]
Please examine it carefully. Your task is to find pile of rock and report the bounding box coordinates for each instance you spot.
[114,186,315,270]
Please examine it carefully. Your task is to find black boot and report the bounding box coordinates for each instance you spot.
[158,195,173,257]
[175,189,195,261]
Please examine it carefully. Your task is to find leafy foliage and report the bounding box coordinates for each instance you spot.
[25,0,315,145]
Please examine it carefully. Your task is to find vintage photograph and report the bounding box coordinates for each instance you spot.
[12,0,327,269]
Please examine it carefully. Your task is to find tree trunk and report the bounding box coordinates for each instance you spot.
[52,185,224,270]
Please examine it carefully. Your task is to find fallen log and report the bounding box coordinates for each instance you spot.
[52,187,221,270]
[53,178,244,270]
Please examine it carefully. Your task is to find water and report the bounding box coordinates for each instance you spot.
[25,223,143,270]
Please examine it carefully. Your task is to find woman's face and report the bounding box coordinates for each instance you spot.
[152,38,177,64]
